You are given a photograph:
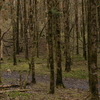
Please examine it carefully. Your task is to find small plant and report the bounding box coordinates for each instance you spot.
[6,91,31,99]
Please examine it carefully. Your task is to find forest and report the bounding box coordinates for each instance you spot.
[0,0,100,100]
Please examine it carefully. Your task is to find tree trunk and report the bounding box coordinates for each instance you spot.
[16,0,20,54]
[63,0,71,72]
[47,0,55,94]
[24,0,29,60]
[0,29,1,60]
[75,0,79,55]
[54,0,64,88]
[34,0,39,58]
[10,1,17,65]
[29,0,36,84]
[88,0,99,99]
[82,0,87,60]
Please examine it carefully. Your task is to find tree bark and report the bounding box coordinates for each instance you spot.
[75,0,79,55]
[16,0,20,54]
[23,0,29,60]
[88,0,99,99]
[47,0,55,94]
[54,0,64,88]
[63,0,71,72]
[82,0,87,60]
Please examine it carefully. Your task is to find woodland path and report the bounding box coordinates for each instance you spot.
[1,71,100,91]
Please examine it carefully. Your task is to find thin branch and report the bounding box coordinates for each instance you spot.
[0,27,11,41]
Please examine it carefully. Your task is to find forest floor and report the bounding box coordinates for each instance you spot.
[0,71,91,100]
[1,55,100,100]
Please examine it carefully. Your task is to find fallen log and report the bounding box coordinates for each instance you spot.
[0,85,19,89]
[0,89,30,94]
[0,83,30,89]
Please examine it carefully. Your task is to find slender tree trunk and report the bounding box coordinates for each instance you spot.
[19,0,24,38]
[34,0,39,58]
[0,29,2,84]
[88,0,99,99]
[0,29,3,61]
[16,0,20,54]
[10,0,17,65]
[82,0,87,60]
[63,0,71,72]
[24,0,29,60]
[29,0,36,84]
[0,1,4,60]
[1,38,3,60]
[54,0,64,88]
[97,2,100,50]
[0,0,5,84]
[47,0,55,94]
[75,0,79,55]
[13,21,17,65]
[0,29,1,60]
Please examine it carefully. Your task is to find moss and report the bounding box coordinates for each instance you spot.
[6,91,31,99]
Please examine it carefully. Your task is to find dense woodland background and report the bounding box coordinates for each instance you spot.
[0,0,100,100]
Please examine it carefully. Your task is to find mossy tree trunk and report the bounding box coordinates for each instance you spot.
[0,29,2,84]
[88,0,99,99]
[30,0,36,84]
[54,0,64,88]
[97,1,100,47]
[10,0,17,65]
[0,0,5,84]
[47,0,55,94]
[75,0,79,55]
[63,0,71,72]
[82,0,87,60]
[16,0,20,54]
[34,0,39,58]
[24,0,29,60]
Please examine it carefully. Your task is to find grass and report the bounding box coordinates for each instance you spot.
[5,91,31,99]
[0,82,88,100]
[1,54,89,79]
[63,69,88,79]
[2,53,100,81]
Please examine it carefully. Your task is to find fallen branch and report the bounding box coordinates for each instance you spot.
[0,85,19,89]
[0,83,30,89]
[0,89,30,94]
[0,27,11,41]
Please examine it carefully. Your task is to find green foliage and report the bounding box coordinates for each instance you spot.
[63,69,88,79]
[6,91,31,99]
[51,8,60,15]
[1,57,29,72]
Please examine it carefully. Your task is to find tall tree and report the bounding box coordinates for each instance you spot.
[88,0,99,99]
[16,0,20,54]
[23,0,29,60]
[54,0,64,88]
[0,0,5,84]
[34,0,39,58]
[75,0,79,55]
[0,29,1,60]
[0,0,4,61]
[10,0,17,65]
[82,0,87,60]
[30,0,36,84]
[47,0,55,94]
[63,0,71,72]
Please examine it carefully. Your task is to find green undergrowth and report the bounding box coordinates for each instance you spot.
[63,69,88,79]
[5,91,31,99]
[0,82,88,100]
[1,54,100,80]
